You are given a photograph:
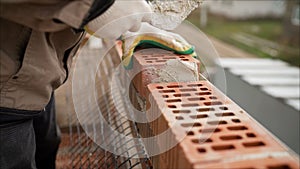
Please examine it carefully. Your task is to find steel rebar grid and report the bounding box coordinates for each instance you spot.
[56,41,152,169]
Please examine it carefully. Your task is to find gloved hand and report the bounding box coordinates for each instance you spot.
[85,0,152,40]
[121,22,196,69]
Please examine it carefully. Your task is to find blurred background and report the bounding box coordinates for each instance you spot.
[187,0,299,67]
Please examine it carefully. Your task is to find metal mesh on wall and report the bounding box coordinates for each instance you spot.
[56,40,152,169]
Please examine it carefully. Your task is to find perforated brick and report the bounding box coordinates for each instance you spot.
[129,48,200,98]
[128,49,299,169]
[146,81,299,168]
[194,156,299,169]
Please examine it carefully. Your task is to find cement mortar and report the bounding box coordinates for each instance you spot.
[152,59,199,83]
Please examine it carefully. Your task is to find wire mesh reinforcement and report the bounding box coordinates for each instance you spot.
[56,41,152,169]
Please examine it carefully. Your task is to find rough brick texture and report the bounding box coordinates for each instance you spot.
[129,48,200,99]
[129,49,299,169]
[146,81,299,169]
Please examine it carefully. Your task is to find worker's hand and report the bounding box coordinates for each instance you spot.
[121,22,196,69]
[85,0,152,40]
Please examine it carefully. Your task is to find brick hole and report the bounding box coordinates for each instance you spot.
[228,125,248,131]
[246,133,256,138]
[181,59,189,61]
[192,138,213,144]
[181,122,201,127]
[159,89,175,93]
[146,61,153,63]
[267,164,292,169]
[243,141,265,148]
[197,148,206,153]
[200,87,209,91]
[209,96,218,100]
[156,60,166,62]
[167,85,183,88]
[197,107,215,112]
[212,144,235,151]
[168,105,177,108]
[190,114,209,119]
[166,99,181,103]
[164,57,176,59]
[215,112,235,117]
[232,119,241,123]
[188,97,206,101]
[180,88,197,92]
[188,97,205,101]
[204,101,223,106]
[207,120,227,125]
[179,56,185,58]
[174,93,191,97]
[219,106,229,110]
[220,135,243,141]
[175,116,184,120]
[187,84,203,87]
[182,103,199,107]
[200,128,221,133]
[145,58,158,61]
[142,55,149,58]
[196,92,212,96]
[173,110,190,114]
[162,95,169,98]
[186,131,195,136]
[156,86,164,89]
[152,54,165,57]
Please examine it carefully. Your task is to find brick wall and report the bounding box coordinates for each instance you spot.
[129,48,299,169]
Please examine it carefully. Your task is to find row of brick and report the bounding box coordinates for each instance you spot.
[128,48,299,169]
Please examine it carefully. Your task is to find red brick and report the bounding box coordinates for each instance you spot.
[146,81,299,168]
[129,48,200,98]
[194,156,300,169]
[127,49,299,169]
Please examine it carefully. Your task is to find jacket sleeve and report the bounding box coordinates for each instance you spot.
[0,0,115,32]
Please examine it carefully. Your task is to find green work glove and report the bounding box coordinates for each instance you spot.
[121,22,196,69]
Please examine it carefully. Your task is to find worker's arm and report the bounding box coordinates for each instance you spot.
[0,0,152,38]
[0,0,114,32]
[85,0,152,39]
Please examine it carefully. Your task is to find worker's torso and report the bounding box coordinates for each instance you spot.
[0,18,84,111]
